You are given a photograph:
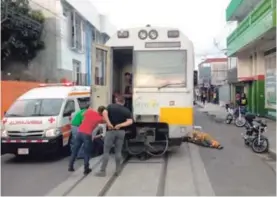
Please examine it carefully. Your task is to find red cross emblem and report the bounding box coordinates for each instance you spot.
[48,117,55,123]
[2,119,7,125]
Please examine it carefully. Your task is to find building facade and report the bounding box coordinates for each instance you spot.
[198,58,228,104]
[2,0,116,85]
[226,0,276,118]
[198,58,228,86]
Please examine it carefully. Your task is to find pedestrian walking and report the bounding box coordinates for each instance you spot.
[95,95,133,177]
[68,106,106,175]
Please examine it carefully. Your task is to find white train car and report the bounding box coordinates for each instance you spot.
[92,25,195,155]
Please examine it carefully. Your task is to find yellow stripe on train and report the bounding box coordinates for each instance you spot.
[159,107,193,125]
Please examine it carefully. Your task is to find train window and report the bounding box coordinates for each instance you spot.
[77,97,90,109]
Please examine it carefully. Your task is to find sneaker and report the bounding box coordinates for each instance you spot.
[95,170,106,177]
[84,168,92,175]
[68,167,75,172]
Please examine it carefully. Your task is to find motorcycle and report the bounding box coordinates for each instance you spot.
[225,104,247,127]
[242,113,269,153]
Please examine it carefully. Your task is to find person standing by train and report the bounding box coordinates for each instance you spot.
[95,95,133,177]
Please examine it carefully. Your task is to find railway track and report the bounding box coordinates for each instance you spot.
[46,143,215,196]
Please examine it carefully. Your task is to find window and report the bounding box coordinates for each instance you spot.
[70,11,84,51]
[73,60,82,85]
[77,97,90,109]
[5,99,64,117]
[134,50,187,87]
[95,49,107,85]
[63,100,75,117]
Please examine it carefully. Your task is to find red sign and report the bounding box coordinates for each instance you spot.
[9,120,43,125]
[48,117,55,124]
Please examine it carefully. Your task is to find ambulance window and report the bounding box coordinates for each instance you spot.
[63,100,75,117]
[77,97,90,109]
[5,99,63,117]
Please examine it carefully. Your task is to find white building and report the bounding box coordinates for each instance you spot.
[12,0,116,83]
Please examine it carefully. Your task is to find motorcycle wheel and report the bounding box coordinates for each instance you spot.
[225,114,233,124]
[235,117,246,127]
[251,137,269,153]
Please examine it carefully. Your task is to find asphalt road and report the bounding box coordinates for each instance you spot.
[1,108,276,196]
[195,108,276,196]
[1,153,82,196]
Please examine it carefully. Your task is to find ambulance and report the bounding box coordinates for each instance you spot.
[1,83,90,156]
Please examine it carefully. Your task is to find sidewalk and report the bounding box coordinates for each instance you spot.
[196,101,276,159]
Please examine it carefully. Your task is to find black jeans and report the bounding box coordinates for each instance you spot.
[69,132,91,170]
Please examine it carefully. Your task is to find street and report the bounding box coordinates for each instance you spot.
[1,107,276,196]
[194,108,276,196]
[1,154,83,196]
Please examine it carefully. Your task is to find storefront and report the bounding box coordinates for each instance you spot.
[264,48,276,118]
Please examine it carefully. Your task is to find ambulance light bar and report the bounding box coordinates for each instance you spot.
[39,82,74,87]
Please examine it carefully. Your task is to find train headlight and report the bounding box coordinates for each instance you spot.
[149,29,158,40]
[138,30,147,40]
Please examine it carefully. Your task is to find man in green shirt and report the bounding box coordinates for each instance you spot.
[71,108,87,158]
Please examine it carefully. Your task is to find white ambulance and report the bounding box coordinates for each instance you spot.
[1,83,90,156]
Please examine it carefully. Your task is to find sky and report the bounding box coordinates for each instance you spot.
[89,0,237,66]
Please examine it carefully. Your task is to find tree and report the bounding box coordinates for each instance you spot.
[1,0,45,70]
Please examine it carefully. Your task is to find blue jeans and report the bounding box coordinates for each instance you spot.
[69,132,92,170]
[71,126,84,158]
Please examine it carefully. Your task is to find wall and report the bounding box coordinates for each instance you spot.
[1,81,42,118]
[237,54,251,78]
[218,84,230,106]
[211,62,228,86]
[59,5,86,74]
[65,0,116,36]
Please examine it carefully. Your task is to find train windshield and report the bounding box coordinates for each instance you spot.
[134,50,187,88]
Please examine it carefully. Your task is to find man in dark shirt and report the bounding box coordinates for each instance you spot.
[95,95,133,177]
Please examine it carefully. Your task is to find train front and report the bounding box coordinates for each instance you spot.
[132,28,194,148]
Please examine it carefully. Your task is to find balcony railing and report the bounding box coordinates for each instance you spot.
[227,0,276,45]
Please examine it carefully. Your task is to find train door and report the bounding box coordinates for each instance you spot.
[91,44,112,110]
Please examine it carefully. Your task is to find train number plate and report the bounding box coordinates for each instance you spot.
[17,148,29,155]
